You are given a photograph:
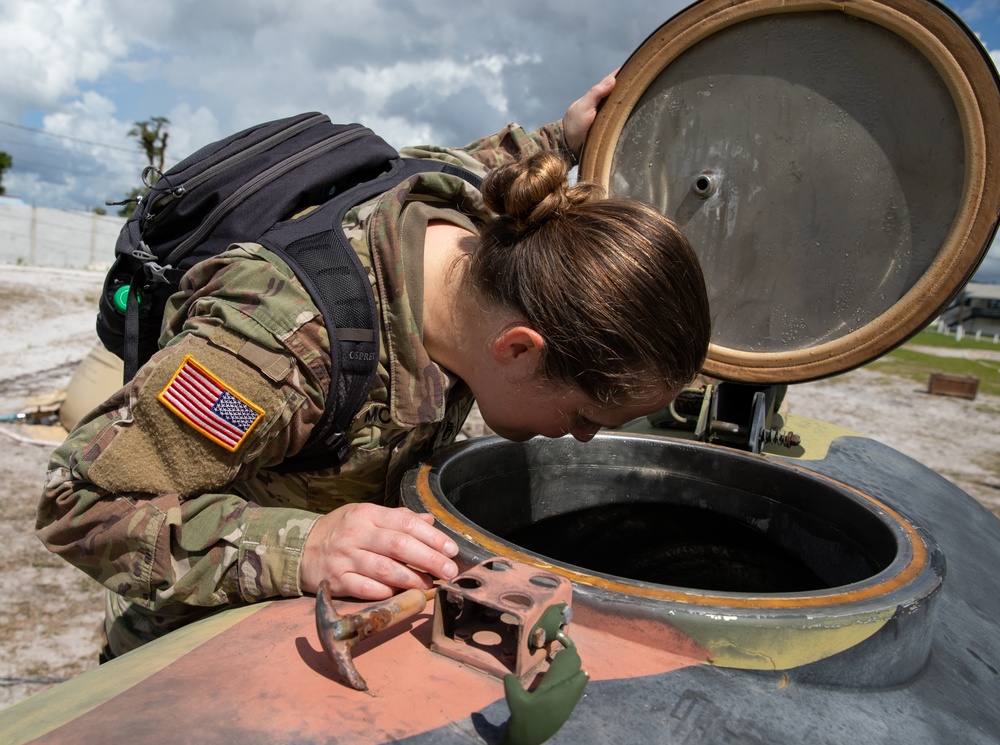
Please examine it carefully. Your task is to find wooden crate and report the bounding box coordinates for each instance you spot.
[927,372,979,400]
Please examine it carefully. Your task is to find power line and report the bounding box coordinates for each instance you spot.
[0,136,142,167]
[0,154,131,178]
[0,120,138,155]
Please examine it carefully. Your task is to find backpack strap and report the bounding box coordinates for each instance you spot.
[264,158,482,473]
[121,250,186,382]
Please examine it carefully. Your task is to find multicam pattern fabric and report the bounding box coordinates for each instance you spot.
[36,121,571,658]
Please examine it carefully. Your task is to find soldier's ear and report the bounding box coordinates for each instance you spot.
[491,326,545,369]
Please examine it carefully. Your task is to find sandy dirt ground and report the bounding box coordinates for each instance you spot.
[1,264,998,712]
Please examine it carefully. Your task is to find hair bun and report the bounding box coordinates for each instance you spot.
[481,152,601,239]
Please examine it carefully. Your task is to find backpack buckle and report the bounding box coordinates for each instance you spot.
[142,261,173,284]
[130,242,157,262]
[325,432,350,463]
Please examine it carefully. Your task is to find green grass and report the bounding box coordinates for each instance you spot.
[867,328,1000,397]
[906,328,1000,351]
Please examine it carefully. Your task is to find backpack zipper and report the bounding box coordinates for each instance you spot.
[142,113,330,231]
[163,125,373,268]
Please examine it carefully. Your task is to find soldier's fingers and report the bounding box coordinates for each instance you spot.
[563,70,618,156]
[370,506,459,559]
[332,571,395,601]
[333,505,457,581]
[377,528,459,583]
[343,552,438,598]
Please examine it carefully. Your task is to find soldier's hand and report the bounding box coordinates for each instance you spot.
[563,71,617,159]
[299,503,459,599]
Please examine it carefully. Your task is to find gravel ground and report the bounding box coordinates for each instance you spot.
[783,363,1000,516]
[0,266,108,712]
[1,264,998,712]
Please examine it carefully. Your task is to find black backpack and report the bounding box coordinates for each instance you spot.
[97,112,481,470]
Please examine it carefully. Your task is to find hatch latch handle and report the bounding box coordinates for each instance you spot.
[500,603,590,745]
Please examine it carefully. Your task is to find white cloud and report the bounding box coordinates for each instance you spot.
[957,0,1000,24]
[0,0,126,118]
[43,92,129,147]
[302,52,545,148]
[163,104,222,162]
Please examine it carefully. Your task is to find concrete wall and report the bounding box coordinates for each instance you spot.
[0,202,125,270]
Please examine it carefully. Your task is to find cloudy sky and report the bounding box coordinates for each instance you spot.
[3,0,1000,281]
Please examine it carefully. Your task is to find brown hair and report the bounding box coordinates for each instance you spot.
[469,151,710,404]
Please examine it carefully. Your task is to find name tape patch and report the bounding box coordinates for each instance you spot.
[158,355,264,452]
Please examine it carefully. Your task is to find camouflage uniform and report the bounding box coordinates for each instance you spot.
[36,122,571,659]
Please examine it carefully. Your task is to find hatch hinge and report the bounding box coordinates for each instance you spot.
[649,382,801,454]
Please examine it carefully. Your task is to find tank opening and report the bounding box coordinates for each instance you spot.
[429,437,900,595]
[504,503,830,593]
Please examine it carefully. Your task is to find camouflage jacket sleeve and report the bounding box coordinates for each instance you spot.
[400,120,571,173]
[36,245,330,610]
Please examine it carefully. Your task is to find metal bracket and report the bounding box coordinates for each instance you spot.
[431,559,588,745]
[431,558,573,681]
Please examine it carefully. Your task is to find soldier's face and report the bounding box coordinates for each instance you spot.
[476,377,675,444]
[464,322,675,443]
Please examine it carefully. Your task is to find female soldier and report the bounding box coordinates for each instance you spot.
[37,75,712,660]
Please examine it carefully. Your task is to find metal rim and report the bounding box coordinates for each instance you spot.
[408,433,937,613]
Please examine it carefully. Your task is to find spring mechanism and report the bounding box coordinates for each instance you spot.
[761,428,801,449]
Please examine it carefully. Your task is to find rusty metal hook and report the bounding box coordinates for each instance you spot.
[315,580,431,691]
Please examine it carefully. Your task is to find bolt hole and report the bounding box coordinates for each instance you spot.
[484,559,512,572]
[472,630,504,647]
[455,577,482,589]
[501,592,533,608]
[692,173,718,198]
[529,575,560,589]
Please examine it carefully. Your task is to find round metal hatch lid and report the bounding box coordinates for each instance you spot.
[580,0,1000,383]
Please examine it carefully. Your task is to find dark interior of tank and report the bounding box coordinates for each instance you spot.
[432,436,900,594]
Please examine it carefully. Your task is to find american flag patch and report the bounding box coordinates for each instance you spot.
[158,355,264,452]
